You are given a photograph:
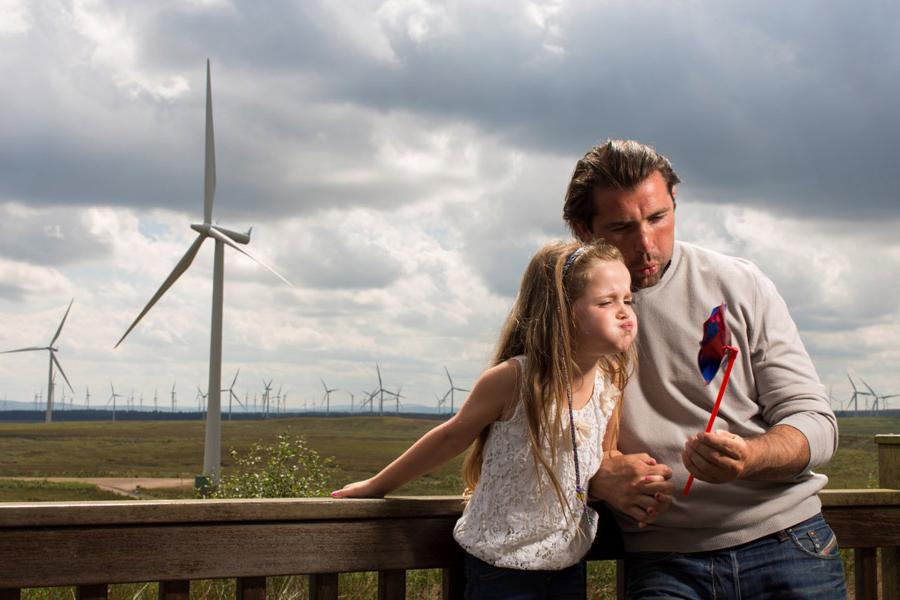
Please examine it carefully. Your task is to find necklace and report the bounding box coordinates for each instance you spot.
[559,358,586,506]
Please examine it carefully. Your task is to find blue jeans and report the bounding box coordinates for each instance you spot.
[464,553,586,599]
[625,513,847,599]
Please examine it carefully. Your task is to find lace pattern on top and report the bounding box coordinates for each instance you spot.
[453,356,618,570]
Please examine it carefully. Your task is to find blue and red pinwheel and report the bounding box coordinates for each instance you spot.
[684,303,741,496]
[698,304,732,384]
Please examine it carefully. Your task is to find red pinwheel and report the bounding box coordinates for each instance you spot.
[683,303,740,496]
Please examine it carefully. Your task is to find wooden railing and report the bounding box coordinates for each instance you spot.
[0,435,898,600]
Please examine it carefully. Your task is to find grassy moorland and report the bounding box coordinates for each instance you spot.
[0,414,896,501]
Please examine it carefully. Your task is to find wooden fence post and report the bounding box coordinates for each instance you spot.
[309,573,339,600]
[158,581,190,600]
[378,570,406,600]
[236,577,266,600]
[876,434,900,600]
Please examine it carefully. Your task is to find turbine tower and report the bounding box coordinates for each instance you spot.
[1,299,75,423]
[171,381,177,412]
[114,61,290,484]
[442,367,470,414]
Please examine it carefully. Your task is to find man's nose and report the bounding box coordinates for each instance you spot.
[634,223,654,253]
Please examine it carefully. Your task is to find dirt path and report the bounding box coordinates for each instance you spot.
[1,476,192,499]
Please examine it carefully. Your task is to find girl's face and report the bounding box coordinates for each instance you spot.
[571,260,637,359]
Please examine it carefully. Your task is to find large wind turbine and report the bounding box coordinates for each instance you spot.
[114,61,290,484]
[1,299,75,423]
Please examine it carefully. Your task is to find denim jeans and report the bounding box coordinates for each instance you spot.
[464,553,587,600]
[624,513,848,599]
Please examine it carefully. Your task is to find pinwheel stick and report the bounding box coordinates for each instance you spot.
[683,345,740,496]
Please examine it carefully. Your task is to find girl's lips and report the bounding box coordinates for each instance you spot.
[621,321,635,332]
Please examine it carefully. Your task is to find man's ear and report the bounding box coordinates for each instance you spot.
[572,221,593,243]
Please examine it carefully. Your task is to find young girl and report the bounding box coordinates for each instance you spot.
[332,240,637,599]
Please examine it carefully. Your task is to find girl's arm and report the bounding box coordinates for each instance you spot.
[331,359,518,498]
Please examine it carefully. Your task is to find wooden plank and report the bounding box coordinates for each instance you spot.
[378,569,406,600]
[0,518,460,587]
[821,506,900,547]
[158,580,190,600]
[441,561,464,600]
[881,546,899,600]
[0,590,21,600]
[76,585,107,600]
[309,573,338,600]
[854,548,877,600]
[616,560,625,600]
[236,577,266,600]
[0,497,466,528]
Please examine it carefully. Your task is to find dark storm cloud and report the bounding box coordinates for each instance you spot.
[3,0,898,223]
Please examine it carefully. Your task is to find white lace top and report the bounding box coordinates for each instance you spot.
[453,356,618,570]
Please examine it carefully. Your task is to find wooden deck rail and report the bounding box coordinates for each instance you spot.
[1,434,898,599]
[0,489,898,600]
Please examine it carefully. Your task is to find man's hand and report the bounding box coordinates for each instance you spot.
[682,425,810,483]
[589,452,674,528]
[682,431,751,483]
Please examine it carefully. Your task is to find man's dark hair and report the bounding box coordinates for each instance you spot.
[563,140,680,236]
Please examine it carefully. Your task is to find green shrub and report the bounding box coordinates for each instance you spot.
[202,431,334,499]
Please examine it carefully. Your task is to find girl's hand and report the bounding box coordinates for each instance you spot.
[330,478,384,499]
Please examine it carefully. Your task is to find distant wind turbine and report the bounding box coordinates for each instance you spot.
[107,382,121,422]
[442,367,470,414]
[320,379,338,415]
[221,369,244,420]
[113,61,291,483]
[1,299,75,423]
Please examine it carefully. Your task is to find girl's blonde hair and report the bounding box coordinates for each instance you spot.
[462,240,634,512]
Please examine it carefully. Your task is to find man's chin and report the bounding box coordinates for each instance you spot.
[632,272,663,289]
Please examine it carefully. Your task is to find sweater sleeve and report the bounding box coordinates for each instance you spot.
[749,268,838,471]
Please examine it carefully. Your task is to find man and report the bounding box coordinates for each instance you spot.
[568,140,846,598]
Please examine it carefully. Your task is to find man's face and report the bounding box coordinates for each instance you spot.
[573,170,676,289]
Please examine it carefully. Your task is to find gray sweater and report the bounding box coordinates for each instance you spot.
[618,241,838,552]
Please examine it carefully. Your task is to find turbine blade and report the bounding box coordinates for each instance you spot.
[230,368,240,388]
[51,354,74,393]
[115,234,206,348]
[207,226,292,286]
[847,372,857,392]
[445,366,453,385]
[50,298,74,346]
[204,59,216,225]
[860,378,877,396]
[1,346,48,354]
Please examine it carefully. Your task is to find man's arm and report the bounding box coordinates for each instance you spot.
[589,451,674,527]
[682,424,810,483]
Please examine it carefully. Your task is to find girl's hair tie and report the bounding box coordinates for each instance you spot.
[562,246,586,277]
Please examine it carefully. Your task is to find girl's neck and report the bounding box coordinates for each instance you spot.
[570,355,599,395]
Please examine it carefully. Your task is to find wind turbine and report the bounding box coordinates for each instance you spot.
[320,379,338,415]
[847,373,873,416]
[1,299,75,423]
[196,387,208,414]
[114,61,291,483]
[391,385,405,414]
[860,379,899,415]
[442,367,470,414]
[262,379,273,417]
[84,386,91,409]
[221,369,243,420]
[171,381,177,412]
[107,382,121,422]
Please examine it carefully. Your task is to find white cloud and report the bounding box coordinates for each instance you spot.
[0,0,32,34]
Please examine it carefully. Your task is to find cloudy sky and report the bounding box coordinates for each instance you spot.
[1,0,898,414]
